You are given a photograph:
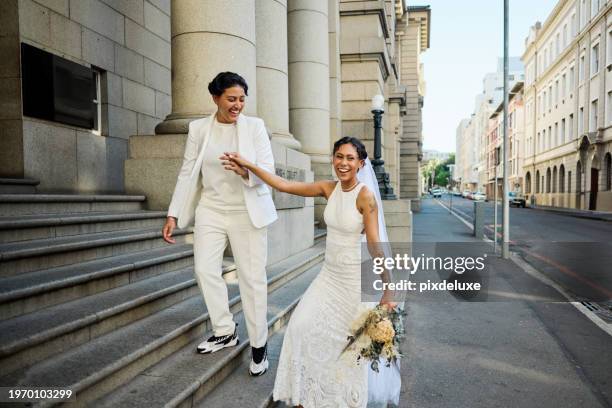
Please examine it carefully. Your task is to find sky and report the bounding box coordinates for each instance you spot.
[420,0,559,153]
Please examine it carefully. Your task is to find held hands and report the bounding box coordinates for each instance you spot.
[219,152,249,178]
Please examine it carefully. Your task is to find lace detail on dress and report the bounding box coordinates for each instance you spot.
[273,182,369,407]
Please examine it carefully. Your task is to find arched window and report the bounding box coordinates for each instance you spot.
[525,171,532,194]
[576,161,582,193]
[605,153,612,191]
[536,170,541,193]
[546,168,552,193]
[552,166,558,193]
[559,164,565,193]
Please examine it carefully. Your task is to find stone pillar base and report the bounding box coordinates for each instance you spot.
[271,130,302,151]
[124,134,187,211]
[382,199,412,243]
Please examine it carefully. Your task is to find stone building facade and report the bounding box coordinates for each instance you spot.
[1,0,426,249]
[522,0,612,211]
[1,0,172,193]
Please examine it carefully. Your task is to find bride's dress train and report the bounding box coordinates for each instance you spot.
[273,181,369,407]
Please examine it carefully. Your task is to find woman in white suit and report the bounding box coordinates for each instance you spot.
[162,72,277,376]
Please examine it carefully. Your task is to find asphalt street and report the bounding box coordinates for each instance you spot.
[397,198,612,408]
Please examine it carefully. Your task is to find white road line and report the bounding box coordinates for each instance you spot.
[433,198,612,336]
[511,254,612,337]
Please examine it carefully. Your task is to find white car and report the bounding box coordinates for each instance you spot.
[472,191,487,201]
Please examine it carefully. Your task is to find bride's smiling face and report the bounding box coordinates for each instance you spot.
[333,143,364,182]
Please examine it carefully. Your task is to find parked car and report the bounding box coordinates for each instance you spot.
[430,188,442,198]
[508,191,526,207]
[452,190,462,197]
[472,191,487,201]
[462,190,471,198]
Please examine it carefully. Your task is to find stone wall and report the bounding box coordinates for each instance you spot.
[1,0,171,192]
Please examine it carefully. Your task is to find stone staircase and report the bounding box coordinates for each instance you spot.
[0,193,326,407]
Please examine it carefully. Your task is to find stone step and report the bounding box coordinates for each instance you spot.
[0,243,325,407]
[0,267,199,375]
[195,327,286,408]
[314,227,327,244]
[0,227,193,277]
[95,265,321,408]
[0,210,168,244]
[0,178,39,194]
[0,194,146,216]
[0,243,196,320]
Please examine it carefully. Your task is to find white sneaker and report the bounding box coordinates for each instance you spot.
[249,345,268,376]
[196,327,239,354]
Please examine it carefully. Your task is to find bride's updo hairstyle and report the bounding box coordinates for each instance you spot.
[332,136,368,160]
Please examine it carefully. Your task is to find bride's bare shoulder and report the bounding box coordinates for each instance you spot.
[320,180,338,199]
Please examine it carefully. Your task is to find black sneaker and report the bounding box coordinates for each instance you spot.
[249,344,268,376]
[197,327,239,354]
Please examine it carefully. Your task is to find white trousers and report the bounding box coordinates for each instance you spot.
[193,206,268,347]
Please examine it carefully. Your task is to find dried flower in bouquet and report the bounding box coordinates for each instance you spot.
[342,305,406,372]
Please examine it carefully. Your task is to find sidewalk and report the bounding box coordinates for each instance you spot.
[396,199,611,408]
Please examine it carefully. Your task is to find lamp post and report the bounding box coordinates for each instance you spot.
[371,95,396,199]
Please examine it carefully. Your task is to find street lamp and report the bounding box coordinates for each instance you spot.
[371,94,396,199]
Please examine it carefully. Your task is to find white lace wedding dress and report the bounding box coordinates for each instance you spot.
[273,181,370,407]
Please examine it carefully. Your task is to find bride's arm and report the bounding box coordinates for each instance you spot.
[221,152,334,198]
[358,187,396,308]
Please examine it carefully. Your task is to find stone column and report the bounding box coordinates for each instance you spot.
[255,0,300,150]
[156,0,257,134]
[288,0,330,223]
[328,0,342,152]
[288,0,330,165]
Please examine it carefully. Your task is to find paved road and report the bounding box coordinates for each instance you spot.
[438,194,612,308]
[397,198,612,408]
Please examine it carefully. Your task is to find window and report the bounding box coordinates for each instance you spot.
[542,129,546,152]
[561,118,566,144]
[568,170,572,193]
[591,0,599,18]
[591,43,599,75]
[605,153,612,191]
[579,107,584,134]
[608,91,612,125]
[548,126,552,149]
[536,132,540,154]
[554,122,559,147]
[561,74,566,100]
[555,80,559,105]
[543,92,547,113]
[590,99,598,131]
[556,33,561,56]
[548,85,552,110]
[563,24,568,48]
[579,54,585,81]
[608,30,612,66]
[581,0,587,28]
[569,65,575,92]
[571,14,577,37]
[560,165,565,193]
[569,114,574,139]
[21,43,98,129]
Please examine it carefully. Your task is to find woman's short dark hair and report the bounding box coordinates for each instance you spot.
[208,72,249,96]
[332,136,368,160]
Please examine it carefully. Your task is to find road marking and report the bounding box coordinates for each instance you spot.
[433,198,612,337]
[511,254,612,337]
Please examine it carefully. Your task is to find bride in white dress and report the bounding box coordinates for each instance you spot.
[221,137,396,407]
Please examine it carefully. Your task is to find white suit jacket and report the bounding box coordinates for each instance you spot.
[167,114,278,229]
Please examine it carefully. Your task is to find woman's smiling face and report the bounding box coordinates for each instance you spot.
[213,86,245,123]
[332,143,364,182]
